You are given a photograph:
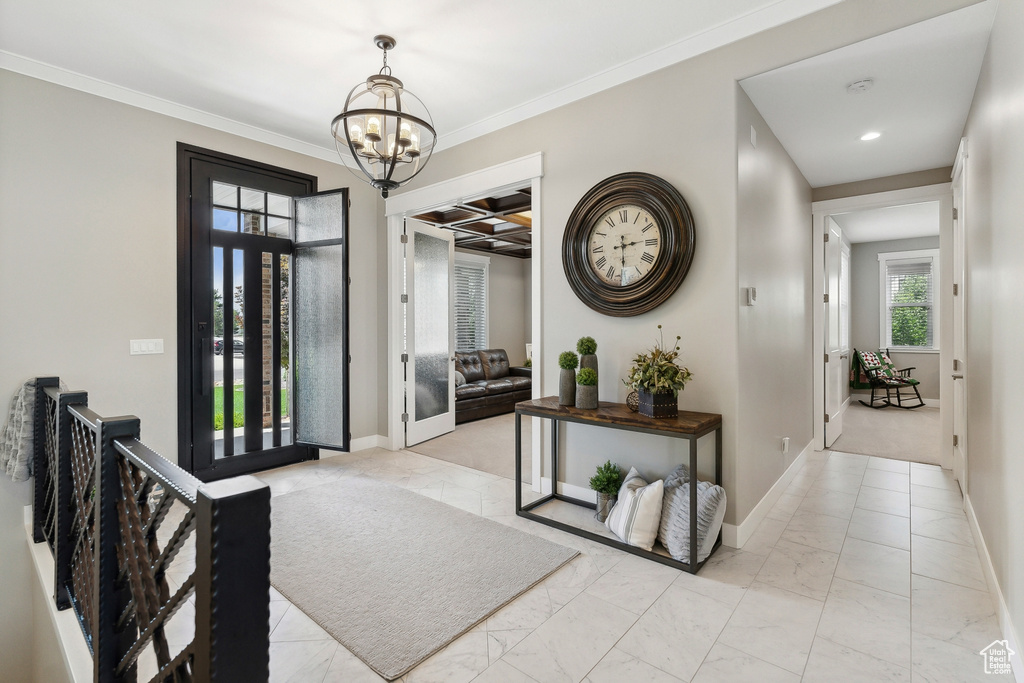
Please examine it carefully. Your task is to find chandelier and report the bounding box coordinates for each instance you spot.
[331,35,436,198]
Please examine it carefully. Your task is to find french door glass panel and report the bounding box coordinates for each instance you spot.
[406,222,455,447]
[824,217,844,447]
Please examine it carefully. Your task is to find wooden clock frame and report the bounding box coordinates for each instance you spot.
[562,172,695,317]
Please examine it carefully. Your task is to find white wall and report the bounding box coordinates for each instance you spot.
[850,236,941,399]
[961,0,1024,661]
[0,69,380,677]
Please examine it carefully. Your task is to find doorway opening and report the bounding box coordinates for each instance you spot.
[812,185,953,473]
[385,153,543,486]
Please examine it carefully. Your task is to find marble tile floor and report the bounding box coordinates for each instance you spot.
[143,447,1015,682]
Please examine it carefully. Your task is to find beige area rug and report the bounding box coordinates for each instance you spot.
[408,412,531,482]
[269,477,577,681]
[830,400,941,465]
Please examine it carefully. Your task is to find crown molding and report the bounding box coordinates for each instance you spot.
[0,50,349,166]
[434,0,842,151]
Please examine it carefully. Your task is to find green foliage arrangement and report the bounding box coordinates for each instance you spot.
[623,325,693,396]
[558,351,579,370]
[577,336,597,356]
[577,367,598,386]
[589,460,623,495]
[523,358,532,367]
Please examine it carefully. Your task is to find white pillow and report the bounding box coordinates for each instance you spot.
[605,467,664,551]
[454,371,466,387]
[658,466,727,563]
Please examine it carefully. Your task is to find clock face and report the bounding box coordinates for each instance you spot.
[586,204,662,287]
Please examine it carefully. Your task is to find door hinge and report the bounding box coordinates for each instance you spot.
[401,294,409,303]
[401,413,409,423]
[823,293,830,303]
[953,434,959,447]
[824,413,831,423]
[825,353,830,363]
[824,232,830,243]
[953,283,959,296]
[348,355,352,363]
[401,353,408,363]
[400,234,409,244]
[953,207,958,220]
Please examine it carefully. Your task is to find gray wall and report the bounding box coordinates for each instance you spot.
[402,0,975,526]
[962,0,1024,662]
[0,69,382,680]
[736,86,814,519]
[455,249,531,365]
[850,236,941,399]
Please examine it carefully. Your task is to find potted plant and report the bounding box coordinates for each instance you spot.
[577,336,598,374]
[590,460,623,522]
[576,367,598,409]
[558,351,579,405]
[623,325,693,418]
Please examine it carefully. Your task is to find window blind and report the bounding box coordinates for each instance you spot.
[885,258,934,348]
[454,261,487,351]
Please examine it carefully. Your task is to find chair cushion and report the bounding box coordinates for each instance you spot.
[482,378,514,395]
[455,352,485,382]
[479,349,511,379]
[506,376,531,390]
[605,467,664,551]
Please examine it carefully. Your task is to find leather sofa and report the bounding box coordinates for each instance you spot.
[455,349,532,424]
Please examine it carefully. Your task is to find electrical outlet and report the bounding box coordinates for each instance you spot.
[782,436,790,454]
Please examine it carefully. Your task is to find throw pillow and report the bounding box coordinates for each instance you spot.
[605,467,664,551]
[658,464,727,563]
[454,371,466,387]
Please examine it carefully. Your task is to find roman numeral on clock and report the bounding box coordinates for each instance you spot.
[645,238,658,246]
[606,265,616,280]
[641,252,655,264]
[595,256,607,269]
[592,245,604,253]
[605,217,615,228]
[642,223,654,232]
[619,209,628,223]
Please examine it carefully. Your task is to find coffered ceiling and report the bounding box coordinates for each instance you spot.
[411,188,532,259]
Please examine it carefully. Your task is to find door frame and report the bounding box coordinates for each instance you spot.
[385,153,544,486]
[950,138,968,489]
[811,183,953,467]
[176,143,317,477]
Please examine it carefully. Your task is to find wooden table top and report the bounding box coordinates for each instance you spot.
[516,396,722,437]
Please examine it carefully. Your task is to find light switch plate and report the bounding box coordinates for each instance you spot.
[130,339,164,355]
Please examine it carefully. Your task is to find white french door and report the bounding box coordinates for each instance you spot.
[824,217,844,447]
[951,141,968,490]
[404,220,456,446]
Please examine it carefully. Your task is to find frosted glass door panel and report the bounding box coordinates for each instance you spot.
[406,222,455,446]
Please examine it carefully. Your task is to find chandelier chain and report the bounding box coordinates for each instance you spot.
[379,47,391,77]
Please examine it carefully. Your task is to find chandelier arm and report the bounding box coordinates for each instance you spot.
[335,109,436,138]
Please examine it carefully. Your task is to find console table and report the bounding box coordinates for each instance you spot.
[515,397,723,574]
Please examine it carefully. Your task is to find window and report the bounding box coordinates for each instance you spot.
[878,249,939,351]
[454,254,489,351]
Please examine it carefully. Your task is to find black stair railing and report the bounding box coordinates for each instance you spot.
[30,377,271,682]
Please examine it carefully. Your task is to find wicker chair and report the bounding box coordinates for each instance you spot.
[854,349,925,409]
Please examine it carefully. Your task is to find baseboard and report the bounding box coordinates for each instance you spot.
[539,477,596,504]
[850,392,939,408]
[964,493,1024,681]
[348,436,387,456]
[722,439,812,549]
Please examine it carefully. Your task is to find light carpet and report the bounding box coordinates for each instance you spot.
[269,476,577,681]
[408,412,531,482]
[831,399,941,465]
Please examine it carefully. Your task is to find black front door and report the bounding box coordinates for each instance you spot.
[177,145,318,480]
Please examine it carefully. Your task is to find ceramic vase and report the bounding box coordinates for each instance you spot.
[580,353,598,376]
[559,368,576,405]
[595,492,616,523]
[576,384,598,410]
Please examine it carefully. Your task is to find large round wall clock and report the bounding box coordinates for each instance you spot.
[562,172,695,317]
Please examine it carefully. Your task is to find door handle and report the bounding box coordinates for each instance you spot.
[840,354,849,360]
[450,356,456,362]
[952,373,964,380]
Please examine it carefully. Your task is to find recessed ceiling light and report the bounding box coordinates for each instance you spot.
[860,132,881,141]
[847,79,875,94]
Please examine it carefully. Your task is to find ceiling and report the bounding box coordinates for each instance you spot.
[0,0,841,161]
[831,202,939,244]
[410,187,533,259]
[740,1,996,188]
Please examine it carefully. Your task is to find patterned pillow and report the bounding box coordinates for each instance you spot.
[605,467,664,551]
[658,465,727,563]
[879,352,899,377]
